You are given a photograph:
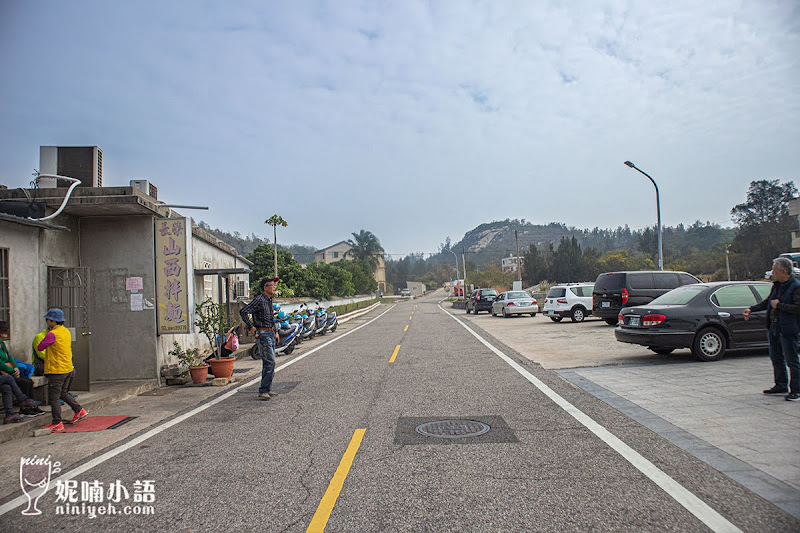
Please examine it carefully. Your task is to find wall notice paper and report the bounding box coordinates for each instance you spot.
[126,277,143,291]
[130,293,144,311]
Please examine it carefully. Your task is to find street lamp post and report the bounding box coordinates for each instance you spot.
[624,161,663,270]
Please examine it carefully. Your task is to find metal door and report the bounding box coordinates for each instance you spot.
[47,267,91,391]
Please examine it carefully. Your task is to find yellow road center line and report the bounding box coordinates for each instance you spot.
[403,325,408,331]
[409,316,413,320]
[389,344,401,363]
[307,429,367,532]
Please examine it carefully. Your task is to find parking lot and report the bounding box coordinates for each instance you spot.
[457,308,800,518]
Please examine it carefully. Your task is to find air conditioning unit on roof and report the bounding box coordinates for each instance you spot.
[39,146,103,188]
[130,180,158,200]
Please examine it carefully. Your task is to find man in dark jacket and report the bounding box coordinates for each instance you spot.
[744,257,800,401]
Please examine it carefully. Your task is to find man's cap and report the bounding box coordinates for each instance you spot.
[44,308,66,322]
[268,277,280,283]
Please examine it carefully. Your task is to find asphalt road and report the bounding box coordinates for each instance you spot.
[2,293,798,532]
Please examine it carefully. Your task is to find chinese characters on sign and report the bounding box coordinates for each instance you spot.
[155,218,191,334]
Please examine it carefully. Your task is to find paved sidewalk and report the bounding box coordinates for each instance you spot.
[558,357,800,519]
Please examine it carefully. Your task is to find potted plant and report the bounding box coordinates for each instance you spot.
[195,297,236,380]
[169,341,207,384]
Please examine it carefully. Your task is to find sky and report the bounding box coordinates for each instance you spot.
[1,1,798,259]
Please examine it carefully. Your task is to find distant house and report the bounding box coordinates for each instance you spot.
[314,241,386,293]
[501,255,523,273]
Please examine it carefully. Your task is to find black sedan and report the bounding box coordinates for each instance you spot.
[615,281,771,361]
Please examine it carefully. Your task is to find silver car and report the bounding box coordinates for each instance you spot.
[491,291,539,317]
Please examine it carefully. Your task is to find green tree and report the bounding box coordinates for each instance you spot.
[522,244,546,287]
[265,214,288,277]
[730,180,797,279]
[346,230,384,270]
[338,259,378,294]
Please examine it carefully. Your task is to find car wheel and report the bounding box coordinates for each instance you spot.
[692,327,726,361]
[571,307,586,323]
[649,347,675,355]
[530,313,536,317]
[604,318,618,326]
[474,308,480,315]
[550,316,563,322]
[502,307,508,318]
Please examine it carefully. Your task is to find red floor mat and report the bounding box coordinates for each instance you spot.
[58,416,136,433]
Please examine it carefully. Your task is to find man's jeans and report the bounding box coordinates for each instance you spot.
[767,330,800,393]
[256,332,277,394]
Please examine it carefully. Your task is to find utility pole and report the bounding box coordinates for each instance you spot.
[515,230,522,283]
[462,245,467,295]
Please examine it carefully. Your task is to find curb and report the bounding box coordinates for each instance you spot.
[0,379,159,444]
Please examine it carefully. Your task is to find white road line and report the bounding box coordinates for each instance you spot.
[0,304,395,516]
[441,305,742,533]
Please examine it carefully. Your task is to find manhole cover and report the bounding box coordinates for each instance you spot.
[415,419,491,439]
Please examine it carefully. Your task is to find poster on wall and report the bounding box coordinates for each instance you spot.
[155,217,193,334]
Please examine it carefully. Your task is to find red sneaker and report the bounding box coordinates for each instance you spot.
[43,422,65,432]
[69,409,88,424]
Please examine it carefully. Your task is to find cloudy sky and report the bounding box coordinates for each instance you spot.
[1,1,798,258]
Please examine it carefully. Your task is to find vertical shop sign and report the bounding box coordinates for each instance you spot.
[155,218,192,334]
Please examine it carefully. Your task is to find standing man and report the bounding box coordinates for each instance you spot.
[744,257,800,401]
[240,277,280,401]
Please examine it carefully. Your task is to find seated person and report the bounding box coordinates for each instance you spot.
[0,321,44,420]
[32,328,48,376]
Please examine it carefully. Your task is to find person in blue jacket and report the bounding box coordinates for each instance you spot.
[745,257,800,401]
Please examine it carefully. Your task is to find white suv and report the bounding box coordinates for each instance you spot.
[542,283,594,323]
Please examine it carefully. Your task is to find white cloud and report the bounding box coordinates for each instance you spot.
[1,0,797,255]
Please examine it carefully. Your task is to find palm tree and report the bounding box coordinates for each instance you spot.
[346,230,384,270]
[265,214,288,277]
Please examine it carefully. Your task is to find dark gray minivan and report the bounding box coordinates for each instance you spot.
[593,271,701,325]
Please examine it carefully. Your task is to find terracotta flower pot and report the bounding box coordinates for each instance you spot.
[208,357,234,380]
[188,364,209,384]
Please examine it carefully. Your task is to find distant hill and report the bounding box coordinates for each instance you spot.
[438,219,734,269]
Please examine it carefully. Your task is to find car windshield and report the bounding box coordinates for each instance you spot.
[594,273,625,291]
[649,285,705,305]
[507,291,529,299]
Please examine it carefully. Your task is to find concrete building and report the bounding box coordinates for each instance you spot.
[405,281,426,298]
[314,241,387,294]
[501,254,523,273]
[0,182,251,390]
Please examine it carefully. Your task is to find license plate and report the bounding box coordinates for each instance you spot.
[601,301,610,308]
[628,316,640,326]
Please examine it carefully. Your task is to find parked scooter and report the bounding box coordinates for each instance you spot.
[316,301,338,333]
[275,313,301,355]
[297,304,317,339]
[249,310,301,358]
[313,303,328,335]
